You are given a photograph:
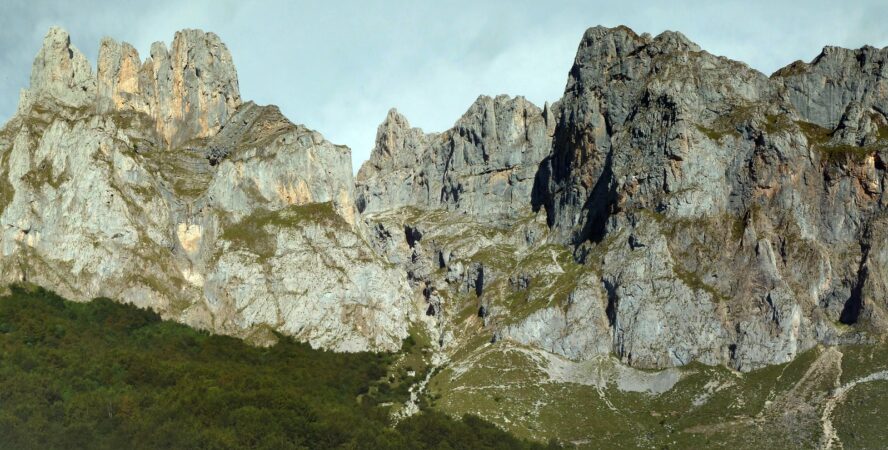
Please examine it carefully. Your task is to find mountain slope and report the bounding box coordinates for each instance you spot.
[0,27,414,352]
[358,26,888,372]
[4,24,888,448]
[0,284,556,449]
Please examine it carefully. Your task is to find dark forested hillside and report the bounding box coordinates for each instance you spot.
[0,284,558,449]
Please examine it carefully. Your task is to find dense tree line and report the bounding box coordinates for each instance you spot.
[0,285,559,449]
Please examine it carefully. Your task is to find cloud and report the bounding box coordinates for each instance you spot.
[2,0,886,172]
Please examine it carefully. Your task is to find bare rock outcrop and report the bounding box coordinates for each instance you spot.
[0,27,412,352]
[360,25,888,372]
[531,26,888,370]
[356,94,554,220]
[19,27,96,112]
[6,24,888,372]
[97,29,241,146]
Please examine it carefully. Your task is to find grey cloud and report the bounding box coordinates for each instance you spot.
[1,0,887,172]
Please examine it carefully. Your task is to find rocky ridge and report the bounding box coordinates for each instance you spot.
[2,24,888,378]
[356,94,555,219]
[357,26,888,372]
[0,27,413,352]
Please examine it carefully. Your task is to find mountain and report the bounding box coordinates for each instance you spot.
[3,24,888,447]
[358,25,888,372]
[0,27,412,352]
[356,95,554,219]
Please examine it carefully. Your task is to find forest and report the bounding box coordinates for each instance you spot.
[0,284,559,449]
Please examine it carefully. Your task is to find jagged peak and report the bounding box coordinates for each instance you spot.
[382,107,412,130]
[564,24,765,107]
[813,43,888,68]
[575,25,647,63]
[98,28,241,146]
[650,30,701,53]
[772,43,888,79]
[21,26,96,111]
[356,106,430,182]
[459,94,540,121]
[171,28,227,49]
[575,25,702,64]
[97,27,240,94]
[581,25,641,43]
[18,26,242,147]
[149,40,168,59]
[40,26,72,52]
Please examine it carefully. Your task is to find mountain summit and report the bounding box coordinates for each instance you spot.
[4,24,888,446]
[3,24,888,371]
[1,27,411,352]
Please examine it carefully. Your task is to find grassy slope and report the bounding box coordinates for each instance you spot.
[429,340,888,449]
[0,285,558,450]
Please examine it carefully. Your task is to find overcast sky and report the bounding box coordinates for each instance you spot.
[2,0,887,172]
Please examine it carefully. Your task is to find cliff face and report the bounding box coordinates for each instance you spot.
[529,26,888,370]
[3,24,888,374]
[356,94,554,220]
[95,29,241,147]
[358,26,888,372]
[0,27,413,352]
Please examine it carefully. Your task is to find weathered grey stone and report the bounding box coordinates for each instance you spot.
[356,95,554,220]
[503,271,611,360]
[97,29,241,146]
[360,25,888,372]
[5,24,888,374]
[19,27,96,112]
[0,27,413,353]
[773,45,888,130]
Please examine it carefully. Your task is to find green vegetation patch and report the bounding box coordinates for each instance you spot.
[432,344,840,448]
[695,124,727,142]
[771,60,810,78]
[0,176,12,213]
[818,143,877,164]
[713,104,757,136]
[108,110,154,134]
[364,325,437,408]
[693,104,760,142]
[796,120,881,164]
[0,284,555,449]
[796,120,832,145]
[136,146,213,200]
[833,380,888,448]
[23,101,93,137]
[233,107,298,152]
[0,153,13,213]
[673,265,728,302]
[878,125,888,142]
[470,244,518,273]
[22,160,68,190]
[839,341,888,384]
[220,202,348,263]
[763,114,793,134]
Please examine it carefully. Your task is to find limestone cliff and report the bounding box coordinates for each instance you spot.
[356,95,554,219]
[96,29,241,146]
[4,24,888,375]
[530,26,888,370]
[359,26,888,372]
[0,27,413,352]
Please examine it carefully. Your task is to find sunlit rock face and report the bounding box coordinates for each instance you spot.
[4,24,888,373]
[0,27,413,352]
[356,94,555,221]
[359,25,888,372]
[96,29,241,146]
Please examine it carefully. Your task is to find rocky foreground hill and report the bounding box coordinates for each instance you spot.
[2,25,888,447]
